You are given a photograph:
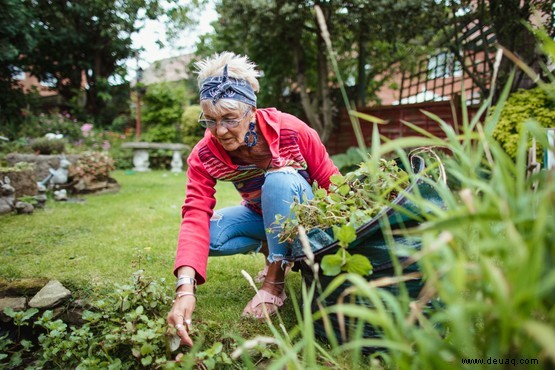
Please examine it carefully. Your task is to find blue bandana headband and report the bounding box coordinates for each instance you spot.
[199,65,257,107]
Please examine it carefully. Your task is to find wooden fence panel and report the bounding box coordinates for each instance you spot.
[326,101,477,155]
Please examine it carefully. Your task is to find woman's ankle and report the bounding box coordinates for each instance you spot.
[261,262,286,295]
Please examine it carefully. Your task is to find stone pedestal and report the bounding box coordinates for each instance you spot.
[122,142,189,172]
[132,149,150,172]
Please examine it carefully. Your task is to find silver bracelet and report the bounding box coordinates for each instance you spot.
[172,291,196,303]
[175,275,197,291]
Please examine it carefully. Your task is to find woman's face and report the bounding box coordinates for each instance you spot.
[204,107,254,152]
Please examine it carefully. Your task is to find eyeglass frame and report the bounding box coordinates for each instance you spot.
[198,108,251,129]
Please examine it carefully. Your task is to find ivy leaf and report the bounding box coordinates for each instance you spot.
[344,254,373,276]
[321,252,343,276]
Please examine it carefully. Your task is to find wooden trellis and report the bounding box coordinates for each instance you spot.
[399,17,497,106]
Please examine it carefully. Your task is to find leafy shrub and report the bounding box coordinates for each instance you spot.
[141,82,190,143]
[492,85,555,161]
[181,105,204,147]
[29,137,66,154]
[141,124,181,143]
[21,112,84,142]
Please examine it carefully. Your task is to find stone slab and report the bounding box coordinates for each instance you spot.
[0,297,26,312]
[28,280,71,309]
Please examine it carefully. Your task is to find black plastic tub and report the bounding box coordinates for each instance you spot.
[287,155,444,347]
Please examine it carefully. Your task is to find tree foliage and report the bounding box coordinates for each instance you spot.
[12,0,200,126]
[0,0,36,134]
[197,0,445,143]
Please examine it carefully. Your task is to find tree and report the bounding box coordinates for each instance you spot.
[20,0,201,124]
[0,0,36,134]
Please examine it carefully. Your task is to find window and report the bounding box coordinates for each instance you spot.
[428,52,462,79]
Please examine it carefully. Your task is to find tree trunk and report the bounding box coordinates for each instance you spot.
[357,30,366,107]
[293,45,323,138]
[316,23,333,144]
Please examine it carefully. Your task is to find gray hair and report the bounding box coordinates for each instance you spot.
[195,52,260,93]
[196,52,260,116]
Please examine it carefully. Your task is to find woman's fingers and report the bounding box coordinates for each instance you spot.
[167,296,196,348]
[175,322,193,347]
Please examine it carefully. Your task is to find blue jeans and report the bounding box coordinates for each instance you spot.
[208,168,314,262]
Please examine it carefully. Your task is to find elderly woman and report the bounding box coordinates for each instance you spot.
[167,52,339,346]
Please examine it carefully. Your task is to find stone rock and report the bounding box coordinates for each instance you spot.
[28,280,71,308]
[0,297,26,312]
[0,176,15,214]
[0,169,37,198]
[15,201,34,214]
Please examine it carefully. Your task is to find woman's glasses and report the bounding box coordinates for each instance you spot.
[198,108,251,129]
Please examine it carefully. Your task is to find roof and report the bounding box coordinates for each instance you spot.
[140,54,194,85]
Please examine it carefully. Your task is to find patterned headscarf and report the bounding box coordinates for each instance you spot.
[199,65,257,107]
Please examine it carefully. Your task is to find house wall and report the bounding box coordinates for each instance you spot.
[326,100,478,155]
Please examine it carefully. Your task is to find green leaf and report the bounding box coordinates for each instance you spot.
[140,355,153,366]
[523,320,555,362]
[140,343,154,356]
[205,342,223,357]
[321,253,343,276]
[330,174,344,185]
[344,254,373,276]
[333,224,357,247]
[2,307,15,318]
[338,184,350,196]
[314,188,327,198]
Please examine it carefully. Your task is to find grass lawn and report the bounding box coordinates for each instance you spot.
[0,170,303,347]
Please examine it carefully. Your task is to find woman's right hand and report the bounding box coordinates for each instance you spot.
[167,292,196,347]
[167,267,198,347]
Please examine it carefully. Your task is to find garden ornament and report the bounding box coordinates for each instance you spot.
[0,176,15,215]
[38,156,71,188]
[44,133,64,140]
[53,189,68,201]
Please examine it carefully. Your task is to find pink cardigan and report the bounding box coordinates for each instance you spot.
[174,108,339,283]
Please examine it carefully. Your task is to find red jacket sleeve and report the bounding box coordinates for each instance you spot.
[173,145,217,284]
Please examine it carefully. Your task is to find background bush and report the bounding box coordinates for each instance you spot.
[492,84,555,162]
[181,104,204,148]
[29,137,66,154]
[141,82,190,143]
